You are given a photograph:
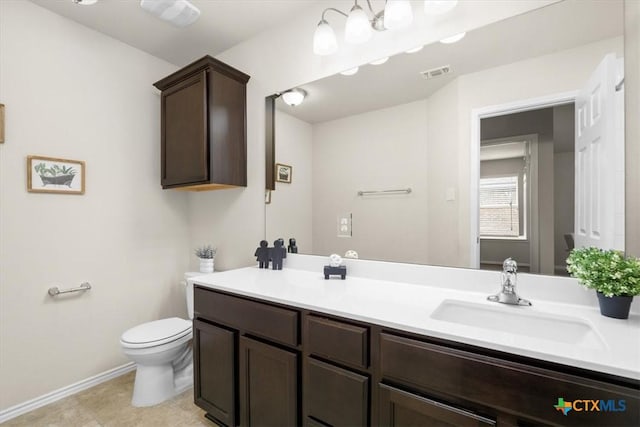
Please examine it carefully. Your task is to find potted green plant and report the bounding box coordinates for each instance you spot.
[195,245,216,273]
[566,247,640,319]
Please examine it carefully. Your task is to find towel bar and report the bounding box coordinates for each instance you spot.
[48,282,91,297]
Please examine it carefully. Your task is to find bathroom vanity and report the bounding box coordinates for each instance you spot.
[190,260,640,427]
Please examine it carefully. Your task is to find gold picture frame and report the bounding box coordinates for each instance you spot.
[27,155,86,195]
[275,163,292,183]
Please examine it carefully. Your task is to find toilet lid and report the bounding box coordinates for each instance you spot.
[121,317,191,347]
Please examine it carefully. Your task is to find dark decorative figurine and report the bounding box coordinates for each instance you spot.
[271,239,287,270]
[324,265,347,280]
[254,240,270,269]
[288,238,298,254]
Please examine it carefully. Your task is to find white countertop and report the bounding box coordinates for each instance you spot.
[189,264,640,381]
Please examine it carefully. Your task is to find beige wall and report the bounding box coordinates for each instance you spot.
[425,80,462,267]
[625,0,640,257]
[267,112,313,250]
[311,100,429,263]
[0,1,191,410]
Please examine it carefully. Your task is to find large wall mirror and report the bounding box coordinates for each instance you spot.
[265,0,626,276]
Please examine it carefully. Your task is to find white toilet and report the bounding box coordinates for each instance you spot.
[120,274,197,407]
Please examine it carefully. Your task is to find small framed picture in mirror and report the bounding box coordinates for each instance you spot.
[276,163,292,183]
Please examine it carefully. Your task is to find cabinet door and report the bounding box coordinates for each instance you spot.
[208,70,247,186]
[305,358,369,427]
[240,336,298,426]
[161,70,208,187]
[194,320,236,426]
[379,384,495,427]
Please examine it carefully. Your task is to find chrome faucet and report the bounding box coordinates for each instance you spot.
[487,258,532,306]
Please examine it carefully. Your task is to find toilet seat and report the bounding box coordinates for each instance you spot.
[121,317,191,349]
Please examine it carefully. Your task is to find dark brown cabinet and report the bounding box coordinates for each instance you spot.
[305,357,369,427]
[193,286,640,427]
[379,384,496,427]
[194,288,299,426]
[193,320,236,426]
[303,315,371,426]
[379,333,639,426]
[240,337,298,426]
[154,56,249,190]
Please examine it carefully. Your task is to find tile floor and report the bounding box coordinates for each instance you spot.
[3,372,217,427]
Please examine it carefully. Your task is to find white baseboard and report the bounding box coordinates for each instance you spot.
[0,362,135,423]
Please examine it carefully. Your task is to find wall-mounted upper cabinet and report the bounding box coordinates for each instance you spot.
[154,56,250,191]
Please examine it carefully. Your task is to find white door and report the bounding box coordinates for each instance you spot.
[574,53,625,250]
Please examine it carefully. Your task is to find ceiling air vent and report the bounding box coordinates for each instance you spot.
[420,65,452,79]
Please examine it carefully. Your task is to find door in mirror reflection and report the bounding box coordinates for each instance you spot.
[479,106,574,276]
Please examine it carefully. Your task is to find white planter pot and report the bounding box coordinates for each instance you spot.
[199,258,214,273]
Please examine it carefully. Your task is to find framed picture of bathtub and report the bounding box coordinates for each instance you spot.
[27,155,85,195]
[275,163,292,183]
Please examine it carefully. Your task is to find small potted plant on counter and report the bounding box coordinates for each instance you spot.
[195,245,216,273]
[566,247,640,319]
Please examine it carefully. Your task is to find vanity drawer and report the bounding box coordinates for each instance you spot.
[380,333,639,425]
[195,287,299,347]
[305,357,369,427]
[306,315,369,368]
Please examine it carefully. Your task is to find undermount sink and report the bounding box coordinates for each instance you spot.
[430,300,606,349]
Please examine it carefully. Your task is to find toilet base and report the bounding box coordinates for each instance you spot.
[130,345,193,407]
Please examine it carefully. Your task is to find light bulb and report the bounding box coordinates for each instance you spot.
[345,5,372,44]
[282,89,307,107]
[370,57,389,65]
[313,20,338,56]
[439,32,465,44]
[340,67,359,76]
[424,0,458,15]
[384,0,413,30]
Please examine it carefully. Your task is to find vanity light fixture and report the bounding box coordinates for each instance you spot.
[281,88,307,107]
[424,0,458,15]
[313,0,414,56]
[139,0,201,28]
[340,67,360,76]
[345,3,373,44]
[370,56,389,65]
[439,32,466,44]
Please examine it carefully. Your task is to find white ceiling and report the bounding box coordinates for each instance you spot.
[29,0,321,66]
[276,0,623,123]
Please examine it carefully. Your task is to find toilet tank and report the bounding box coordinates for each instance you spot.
[184,272,201,320]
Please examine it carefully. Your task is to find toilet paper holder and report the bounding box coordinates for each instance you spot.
[48,282,91,297]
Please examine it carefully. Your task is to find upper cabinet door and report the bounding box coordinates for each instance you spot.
[208,70,247,187]
[574,53,625,250]
[161,70,208,187]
